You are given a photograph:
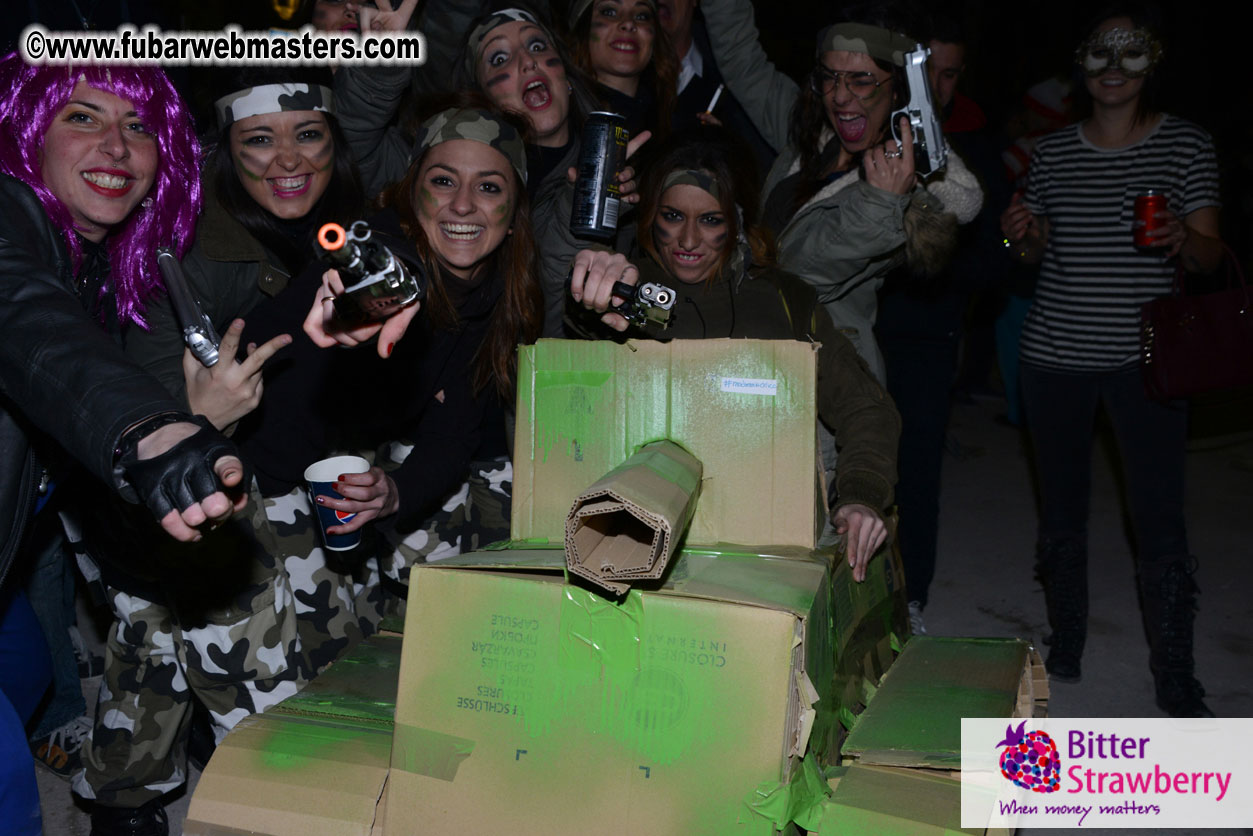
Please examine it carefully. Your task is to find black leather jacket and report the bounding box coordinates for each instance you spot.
[0,174,187,589]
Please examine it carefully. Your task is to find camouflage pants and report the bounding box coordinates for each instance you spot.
[74,483,390,808]
[376,447,513,588]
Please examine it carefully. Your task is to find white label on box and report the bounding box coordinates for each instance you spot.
[720,377,777,396]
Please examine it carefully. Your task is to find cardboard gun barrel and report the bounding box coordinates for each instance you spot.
[564,440,702,596]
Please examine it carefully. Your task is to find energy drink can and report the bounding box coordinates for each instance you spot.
[570,112,629,241]
[1133,189,1167,247]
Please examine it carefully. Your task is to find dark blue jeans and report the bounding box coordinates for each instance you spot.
[1020,363,1189,563]
[0,588,52,836]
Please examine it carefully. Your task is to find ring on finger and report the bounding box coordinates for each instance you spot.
[321,294,335,304]
[884,150,903,159]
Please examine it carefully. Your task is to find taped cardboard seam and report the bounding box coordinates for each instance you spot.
[390,723,475,782]
[741,752,832,832]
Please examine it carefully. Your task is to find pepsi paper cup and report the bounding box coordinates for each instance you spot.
[304,455,370,551]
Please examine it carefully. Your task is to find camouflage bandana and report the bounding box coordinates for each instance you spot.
[412,107,528,185]
[463,8,557,79]
[567,0,656,30]
[661,168,721,203]
[820,23,916,67]
[214,83,336,127]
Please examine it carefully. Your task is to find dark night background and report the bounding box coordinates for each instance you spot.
[5,0,1251,431]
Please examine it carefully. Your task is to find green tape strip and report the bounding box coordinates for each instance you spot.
[741,753,833,832]
[390,723,475,782]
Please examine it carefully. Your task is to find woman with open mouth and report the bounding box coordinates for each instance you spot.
[77,67,385,836]
[0,55,257,836]
[563,128,901,586]
[1001,9,1223,717]
[303,95,543,584]
[564,0,678,139]
[698,0,982,384]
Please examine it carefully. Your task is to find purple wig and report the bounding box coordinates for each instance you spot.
[0,53,201,328]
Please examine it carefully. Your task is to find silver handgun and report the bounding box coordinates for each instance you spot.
[316,221,425,323]
[156,247,220,367]
[891,44,948,178]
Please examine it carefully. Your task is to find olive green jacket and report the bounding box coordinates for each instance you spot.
[568,255,900,514]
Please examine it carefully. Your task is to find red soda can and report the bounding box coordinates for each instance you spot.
[1133,189,1167,247]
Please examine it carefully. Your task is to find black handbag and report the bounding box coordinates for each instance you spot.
[1140,249,1253,399]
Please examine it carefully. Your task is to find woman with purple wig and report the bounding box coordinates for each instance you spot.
[0,54,247,836]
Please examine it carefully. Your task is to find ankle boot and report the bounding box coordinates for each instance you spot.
[1036,538,1088,682]
[90,799,169,836]
[1140,558,1214,718]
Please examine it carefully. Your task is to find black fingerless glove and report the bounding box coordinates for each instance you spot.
[116,415,249,520]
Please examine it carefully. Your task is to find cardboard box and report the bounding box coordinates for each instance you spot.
[807,764,1010,835]
[184,634,402,836]
[513,339,821,549]
[383,547,837,836]
[841,637,1045,770]
[565,440,703,595]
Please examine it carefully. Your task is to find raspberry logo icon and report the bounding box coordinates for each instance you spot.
[996,721,1061,793]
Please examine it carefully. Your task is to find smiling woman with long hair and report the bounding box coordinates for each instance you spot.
[562,0,678,139]
[304,94,542,583]
[1001,8,1222,716]
[0,54,250,836]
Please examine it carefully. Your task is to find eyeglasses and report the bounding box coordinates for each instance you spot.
[810,66,889,100]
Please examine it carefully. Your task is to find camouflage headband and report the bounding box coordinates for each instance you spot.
[661,168,722,203]
[464,8,557,79]
[413,107,528,185]
[215,83,335,127]
[567,0,657,31]
[820,23,916,67]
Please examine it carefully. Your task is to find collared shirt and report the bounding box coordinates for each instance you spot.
[676,41,704,94]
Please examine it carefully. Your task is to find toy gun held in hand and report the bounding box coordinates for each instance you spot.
[315,221,425,322]
[567,268,677,328]
[156,246,220,367]
[891,44,947,178]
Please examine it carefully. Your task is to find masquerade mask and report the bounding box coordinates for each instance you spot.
[1075,27,1162,78]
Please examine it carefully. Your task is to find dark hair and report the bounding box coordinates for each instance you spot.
[787,4,917,213]
[637,127,772,282]
[566,0,678,139]
[381,92,543,398]
[207,66,365,273]
[456,1,600,142]
[209,115,364,274]
[1071,5,1164,125]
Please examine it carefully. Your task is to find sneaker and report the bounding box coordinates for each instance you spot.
[908,601,927,635]
[31,714,92,778]
[69,623,105,678]
[90,799,169,836]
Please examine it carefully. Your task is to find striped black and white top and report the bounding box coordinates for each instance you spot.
[1022,116,1220,371]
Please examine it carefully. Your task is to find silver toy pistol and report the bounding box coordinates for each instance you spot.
[156,246,220,367]
[316,221,425,323]
[891,44,948,178]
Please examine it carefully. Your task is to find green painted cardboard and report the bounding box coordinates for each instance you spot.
[185,634,402,836]
[565,440,704,594]
[841,637,1034,769]
[383,547,836,836]
[806,764,999,835]
[513,339,821,548]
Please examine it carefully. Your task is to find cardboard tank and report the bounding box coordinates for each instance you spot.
[185,340,1046,836]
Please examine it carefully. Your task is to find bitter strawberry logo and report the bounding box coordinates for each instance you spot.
[996,721,1061,793]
